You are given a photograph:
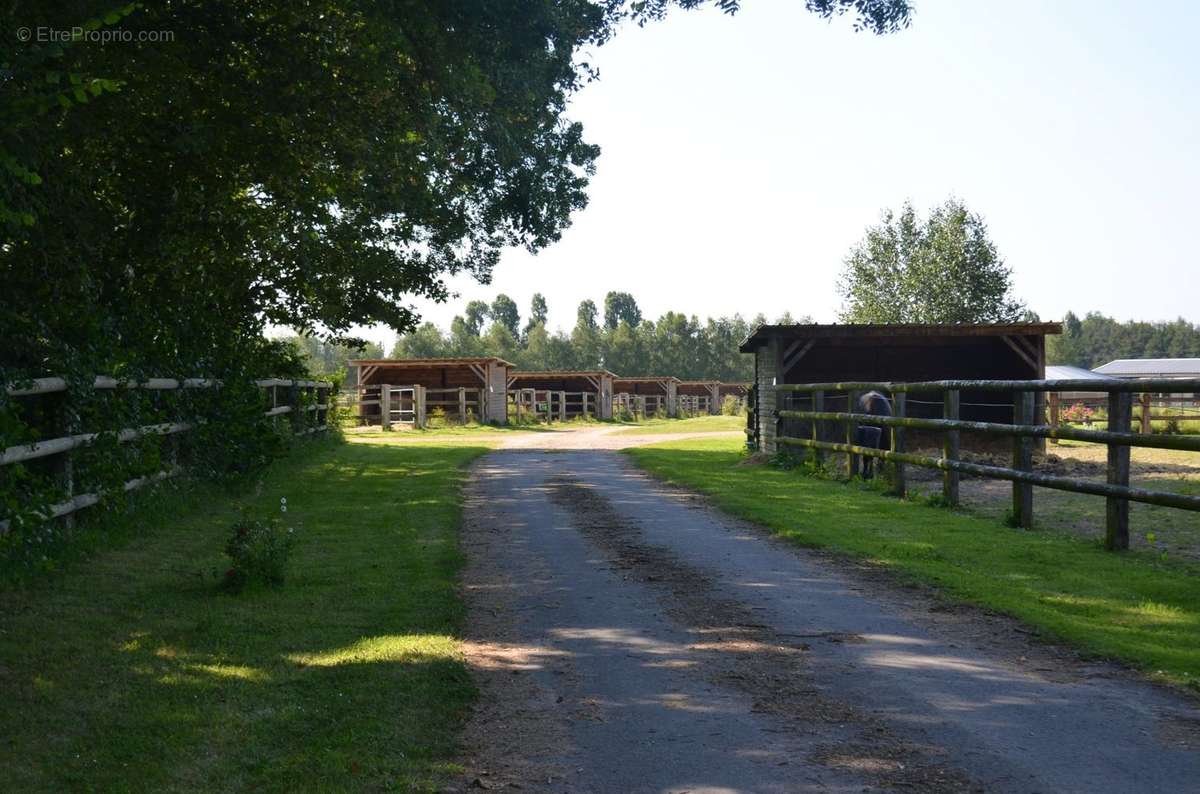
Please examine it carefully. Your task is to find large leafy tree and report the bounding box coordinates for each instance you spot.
[837,198,1026,324]
[2,0,912,381]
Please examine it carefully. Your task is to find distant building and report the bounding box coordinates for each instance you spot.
[1093,358,1200,379]
[1045,365,1115,401]
[1093,358,1200,400]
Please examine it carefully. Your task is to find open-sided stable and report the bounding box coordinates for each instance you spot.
[349,357,512,427]
[740,323,1062,454]
[507,370,616,421]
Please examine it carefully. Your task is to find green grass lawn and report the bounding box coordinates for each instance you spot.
[612,414,746,435]
[625,435,1200,691]
[0,434,493,792]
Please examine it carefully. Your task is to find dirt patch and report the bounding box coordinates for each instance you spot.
[545,474,981,794]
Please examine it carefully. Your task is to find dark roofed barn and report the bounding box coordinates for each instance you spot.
[739,323,1062,454]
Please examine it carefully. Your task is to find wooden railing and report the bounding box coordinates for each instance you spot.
[2,377,332,530]
[509,389,599,422]
[352,384,484,429]
[614,393,666,418]
[774,378,1200,551]
[678,394,713,415]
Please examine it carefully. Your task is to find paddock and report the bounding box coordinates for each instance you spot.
[612,376,680,418]
[507,370,616,421]
[676,381,721,415]
[740,323,1062,454]
[348,357,511,427]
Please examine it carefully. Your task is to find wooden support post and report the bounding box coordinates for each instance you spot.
[1106,391,1133,550]
[892,393,907,498]
[1048,392,1060,444]
[380,384,392,431]
[560,391,567,422]
[846,390,859,479]
[1012,391,1034,528]
[415,385,427,429]
[289,381,300,432]
[1140,392,1151,434]
[943,390,960,506]
[458,387,467,424]
[812,390,825,466]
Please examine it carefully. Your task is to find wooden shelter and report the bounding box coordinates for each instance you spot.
[612,376,680,418]
[739,323,1061,454]
[507,370,616,421]
[349,357,512,427]
[677,381,721,415]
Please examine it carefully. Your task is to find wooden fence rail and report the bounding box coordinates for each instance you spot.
[2,377,333,531]
[774,378,1200,551]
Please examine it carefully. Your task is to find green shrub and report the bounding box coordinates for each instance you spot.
[720,395,743,416]
[223,501,296,591]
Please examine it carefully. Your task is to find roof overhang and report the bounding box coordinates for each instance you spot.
[739,322,1063,353]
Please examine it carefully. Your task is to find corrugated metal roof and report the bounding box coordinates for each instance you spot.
[1093,358,1200,377]
[1045,365,1110,380]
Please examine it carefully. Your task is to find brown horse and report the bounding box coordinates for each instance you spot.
[855,390,892,479]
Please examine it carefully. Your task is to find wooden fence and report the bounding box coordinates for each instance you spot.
[773,378,1200,551]
[351,384,484,429]
[1,376,332,531]
[613,393,666,419]
[1049,393,1200,433]
[509,389,599,422]
[678,394,713,416]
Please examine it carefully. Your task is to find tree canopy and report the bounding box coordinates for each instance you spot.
[1,0,913,387]
[837,198,1026,325]
[1048,312,1200,369]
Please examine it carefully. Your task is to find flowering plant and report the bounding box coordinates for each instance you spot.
[1061,403,1096,424]
[223,498,295,591]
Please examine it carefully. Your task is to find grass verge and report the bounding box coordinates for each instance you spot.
[0,434,493,792]
[612,414,745,435]
[625,435,1200,691]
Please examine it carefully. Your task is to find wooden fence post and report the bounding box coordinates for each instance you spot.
[892,392,907,498]
[943,390,960,506]
[380,384,392,431]
[1106,391,1133,550]
[846,390,859,478]
[1048,392,1060,444]
[1140,392,1151,434]
[812,390,825,466]
[458,387,467,424]
[1012,391,1034,528]
[415,385,426,429]
[288,381,301,433]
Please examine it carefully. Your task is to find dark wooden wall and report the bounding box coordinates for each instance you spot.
[359,366,488,389]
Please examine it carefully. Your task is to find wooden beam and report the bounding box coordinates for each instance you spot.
[1106,391,1132,550]
[1001,335,1038,372]
[943,390,960,506]
[781,339,815,376]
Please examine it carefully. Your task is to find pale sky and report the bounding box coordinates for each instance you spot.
[356,0,1200,350]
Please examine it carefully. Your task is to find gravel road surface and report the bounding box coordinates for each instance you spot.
[454,436,1200,793]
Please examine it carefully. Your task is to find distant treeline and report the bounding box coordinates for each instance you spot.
[286,305,1199,382]
[1048,312,1200,369]
[390,292,807,382]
